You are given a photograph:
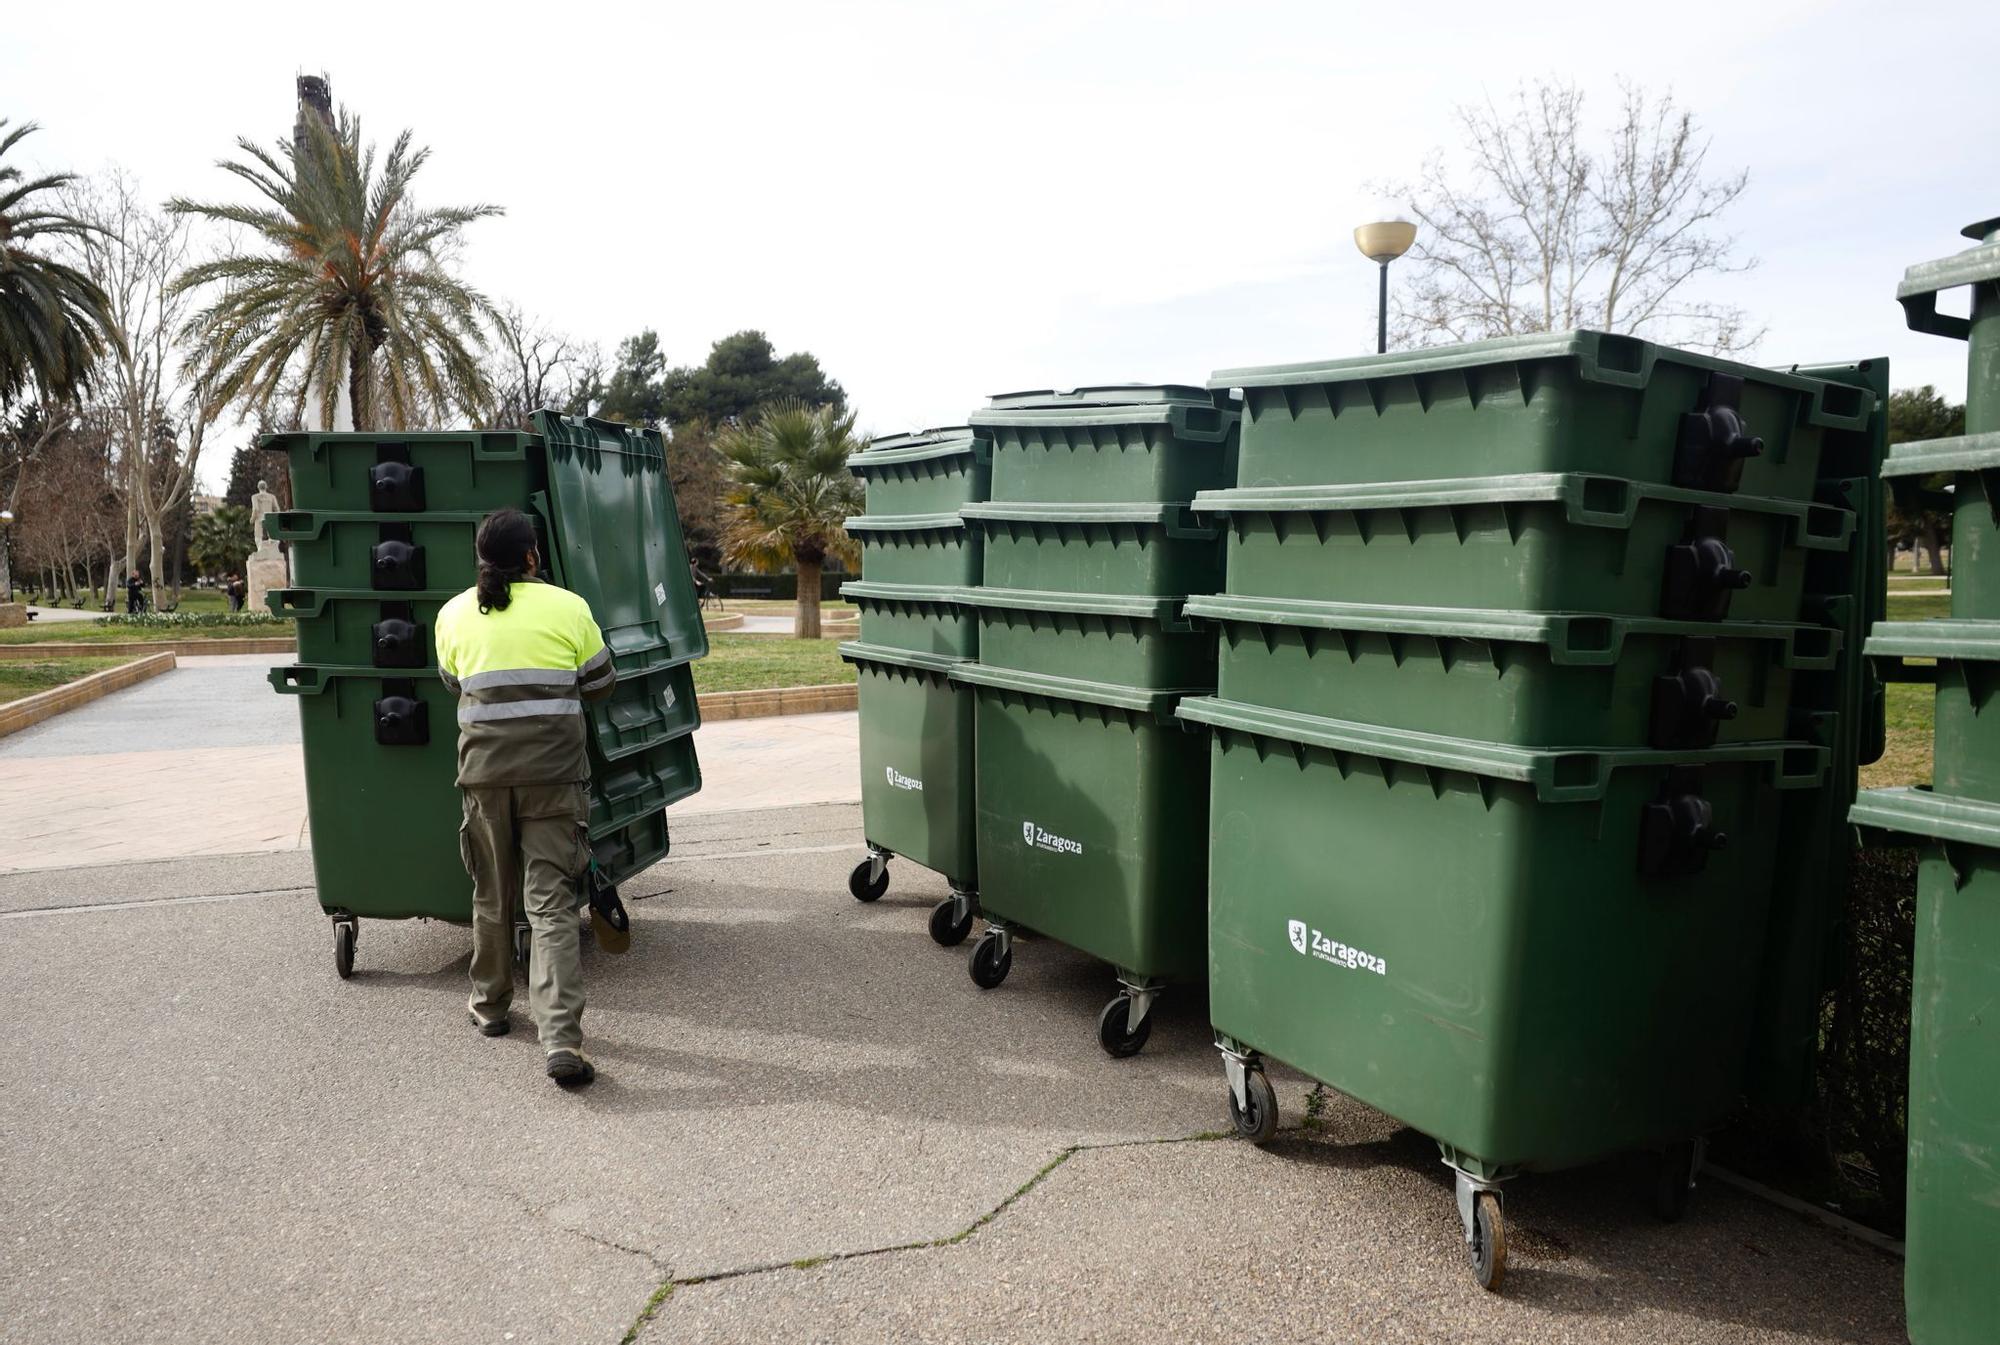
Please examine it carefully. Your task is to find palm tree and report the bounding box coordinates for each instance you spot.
[0,120,113,406]
[718,400,864,639]
[168,108,500,431]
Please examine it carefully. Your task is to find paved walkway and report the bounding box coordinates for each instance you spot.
[0,803,1905,1344]
[0,654,859,873]
[19,604,112,624]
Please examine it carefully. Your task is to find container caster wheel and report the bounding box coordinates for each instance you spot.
[1468,1191,1506,1292]
[1654,1138,1703,1222]
[333,921,356,980]
[848,857,889,903]
[513,923,532,968]
[928,896,973,947]
[1095,994,1153,1058]
[968,930,1011,989]
[1227,1069,1278,1144]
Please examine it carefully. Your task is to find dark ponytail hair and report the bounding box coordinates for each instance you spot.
[475,509,538,613]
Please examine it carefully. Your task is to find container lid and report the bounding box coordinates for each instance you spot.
[1880,430,2000,479]
[259,430,538,457]
[1191,473,1855,551]
[1850,786,2000,850]
[264,507,487,541]
[1174,695,1827,802]
[837,641,969,676]
[268,663,444,694]
[947,660,1195,717]
[1898,219,2000,338]
[842,512,969,535]
[1183,594,1839,668]
[267,586,462,618]
[1207,329,1872,430]
[956,587,1188,622]
[1865,619,2000,662]
[837,580,968,606]
[848,428,987,473]
[534,412,709,672]
[984,386,1213,411]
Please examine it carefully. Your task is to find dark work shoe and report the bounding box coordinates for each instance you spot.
[469,1009,510,1037]
[546,1050,596,1088]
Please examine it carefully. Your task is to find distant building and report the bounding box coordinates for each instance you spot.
[191,494,225,516]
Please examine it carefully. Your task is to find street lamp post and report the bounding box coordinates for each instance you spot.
[1354,220,1418,355]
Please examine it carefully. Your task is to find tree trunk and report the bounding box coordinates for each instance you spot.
[1922,525,1948,577]
[147,520,167,613]
[794,555,823,640]
[348,342,371,433]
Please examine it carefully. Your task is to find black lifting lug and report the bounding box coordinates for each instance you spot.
[1638,766,1729,878]
[1659,506,1753,620]
[1673,371,1764,493]
[1649,637,1739,750]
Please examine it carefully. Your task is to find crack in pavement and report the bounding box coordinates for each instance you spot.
[613,1129,1235,1344]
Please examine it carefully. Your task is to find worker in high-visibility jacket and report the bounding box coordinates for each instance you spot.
[435,508,617,1088]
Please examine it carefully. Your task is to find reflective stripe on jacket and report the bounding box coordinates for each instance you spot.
[434,579,616,786]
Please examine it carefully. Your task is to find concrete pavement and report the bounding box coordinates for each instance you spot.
[0,802,1904,1344]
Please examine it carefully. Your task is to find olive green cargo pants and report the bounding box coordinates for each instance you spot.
[461,782,591,1053]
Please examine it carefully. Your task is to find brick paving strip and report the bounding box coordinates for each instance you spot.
[0,652,177,739]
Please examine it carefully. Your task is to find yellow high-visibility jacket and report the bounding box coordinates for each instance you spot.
[434,579,617,786]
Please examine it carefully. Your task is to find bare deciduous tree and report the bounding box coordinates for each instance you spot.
[484,304,593,431]
[1390,79,1758,354]
[68,172,224,608]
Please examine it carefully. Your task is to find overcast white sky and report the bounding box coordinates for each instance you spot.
[8,0,1995,492]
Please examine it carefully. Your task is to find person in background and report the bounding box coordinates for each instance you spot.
[125,572,144,614]
[433,509,617,1088]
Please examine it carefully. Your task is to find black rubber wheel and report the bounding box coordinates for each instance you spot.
[333,922,355,980]
[513,924,532,968]
[1226,1069,1279,1144]
[1095,995,1153,1058]
[1468,1191,1506,1292]
[968,931,1011,989]
[1654,1139,1701,1222]
[848,859,889,903]
[928,897,973,947]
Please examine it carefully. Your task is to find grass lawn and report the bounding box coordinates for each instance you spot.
[1861,587,1956,790]
[691,633,855,694]
[0,656,135,706]
[0,619,293,645]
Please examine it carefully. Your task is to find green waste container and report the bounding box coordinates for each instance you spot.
[266,509,488,592]
[849,427,991,516]
[1868,620,2000,803]
[962,502,1222,595]
[1194,474,1853,622]
[1210,330,1870,499]
[271,665,469,936]
[1180,694,1826,1288]
[1186,594,1836,748]
[842,581,976,658]
[971,387,1240,504]
[267,430,540,514]
[840,643,980,944]
[1880,432,2000,618]
[1848,788,2000,1345]
[949,662,1210,1057]
[270,588,457,670]
[589,735,700,848]
[1898,216,2000,432]
[845,513,981,587]
[958,588,1213,689]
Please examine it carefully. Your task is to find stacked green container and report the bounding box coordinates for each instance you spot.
[952,387,1238,1057]
[1186,331,1867,1290]
[1850,214,2000,1345]
[839,427,991,944]
[266,417,707,978]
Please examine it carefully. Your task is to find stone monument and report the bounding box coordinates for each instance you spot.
[245,480,289,614]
